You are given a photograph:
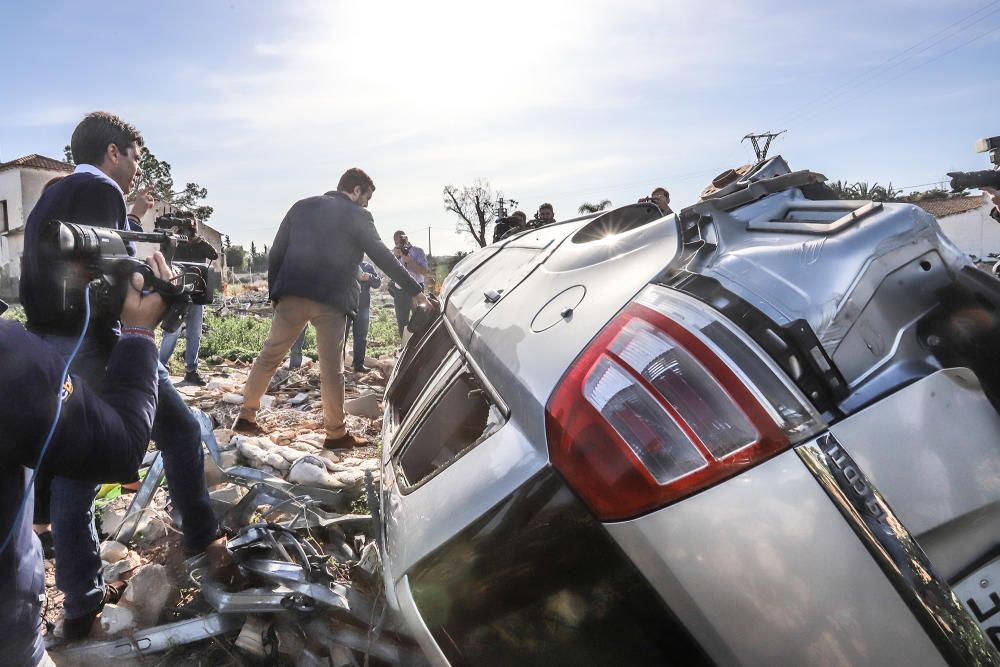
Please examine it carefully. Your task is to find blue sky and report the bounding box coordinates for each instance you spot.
[2,0,999,254]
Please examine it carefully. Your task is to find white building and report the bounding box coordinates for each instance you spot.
[0,154,74,298]
[913,193,1000,261]
[0,153,226,300]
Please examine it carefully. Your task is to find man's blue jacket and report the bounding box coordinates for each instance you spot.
[0,321,158,666]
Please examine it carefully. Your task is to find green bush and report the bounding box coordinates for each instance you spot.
[159,304,400,369]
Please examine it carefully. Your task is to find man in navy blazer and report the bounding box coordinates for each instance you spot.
[19,112,228,641]
[235,168,429,449]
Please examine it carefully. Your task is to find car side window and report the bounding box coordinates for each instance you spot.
[389,319,455,423]
[396,365,504,489]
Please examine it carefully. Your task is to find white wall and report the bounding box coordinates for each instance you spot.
[936,204,1000,260]
[0,169,24,231]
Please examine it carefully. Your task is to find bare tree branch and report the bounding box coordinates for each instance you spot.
[442,179,498,248]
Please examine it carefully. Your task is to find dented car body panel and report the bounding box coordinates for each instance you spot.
[381,157,1000,665]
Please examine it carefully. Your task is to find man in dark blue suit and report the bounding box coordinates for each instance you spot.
[20,112,227,640]
[1,255,169,666]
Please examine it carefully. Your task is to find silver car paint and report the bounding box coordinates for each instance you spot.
[679,186,970,413]
[829,367,1000,581]
[605,449,945,667]
[382,215,679,581]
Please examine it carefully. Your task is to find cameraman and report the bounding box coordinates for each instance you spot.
[391,229,430,337]
[1,255,170,667]
[158,214,219,385]
[19,112,227,641]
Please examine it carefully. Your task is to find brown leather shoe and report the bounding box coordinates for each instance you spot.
[323,433,368,450]
[232,417,264,436]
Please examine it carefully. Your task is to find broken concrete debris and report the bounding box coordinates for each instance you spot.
[45,349,424,665]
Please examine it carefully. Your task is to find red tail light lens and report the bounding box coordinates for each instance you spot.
[546,286,822,521]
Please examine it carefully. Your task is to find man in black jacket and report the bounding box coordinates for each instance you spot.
[0,255,169,667]
[158,216,220,385]
[19,112,227,640]
[234,168,428,449]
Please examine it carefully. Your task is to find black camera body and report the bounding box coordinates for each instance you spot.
[154,210,197,238]
[42,220,214,332]
[948,136,1000,192]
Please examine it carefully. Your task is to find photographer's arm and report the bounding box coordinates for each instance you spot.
[0,256,171,481]
[359,214,421,296]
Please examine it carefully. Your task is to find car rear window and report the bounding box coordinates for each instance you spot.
[396,365,504,488]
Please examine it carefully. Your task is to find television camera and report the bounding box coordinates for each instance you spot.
[41,220,215,332]
[948,136,1000,192]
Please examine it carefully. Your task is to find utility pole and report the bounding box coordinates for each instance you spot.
[420,226,432,257]
[742,130,786,162]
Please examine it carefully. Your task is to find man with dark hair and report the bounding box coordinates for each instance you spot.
[19,111,229,640]
[537,203,556,226]
[234,168,428,449]
[493,210,528,243]
[649,187,672,214]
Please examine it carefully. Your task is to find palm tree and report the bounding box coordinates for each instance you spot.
[578,199,612,214]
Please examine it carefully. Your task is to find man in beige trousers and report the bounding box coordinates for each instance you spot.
[234,168,427,449]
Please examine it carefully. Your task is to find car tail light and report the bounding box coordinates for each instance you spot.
[546,285,823,521]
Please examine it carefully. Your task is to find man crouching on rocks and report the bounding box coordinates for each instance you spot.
[234,168,428,449]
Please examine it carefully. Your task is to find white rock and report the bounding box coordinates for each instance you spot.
[359,459,381,471]
[340,457,363,466]
[213,428,235,446]
[333,469,365,488]
[100,508,126,535]
[263,452,292,471]
[260,394,276,410]
[222,393,245,405]
[344,393,381,418]
[288,456,349,489]
[288,392,309,405]
[219,450,239,469]
[133,510,172,548]
[235,616,270,659]
[209,483,245,505]
[318,450,341,467]
[100,540,128,563]
[208,379,236,392]
[376,357,396,377]
[99,604,136,637]
[102,552,142,581]
[121,564,177,627]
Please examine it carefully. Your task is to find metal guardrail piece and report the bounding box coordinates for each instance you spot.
[114,451,166,544]
[797,433,1000,667]
[193,407,221,466]
[48,613,245,663]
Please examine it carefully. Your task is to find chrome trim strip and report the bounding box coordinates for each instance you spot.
[797,433,999,666]
[441,315,511,418]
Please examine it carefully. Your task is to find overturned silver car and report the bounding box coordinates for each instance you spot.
[379,157,1000,665]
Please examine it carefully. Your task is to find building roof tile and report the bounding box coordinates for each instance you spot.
[912,194,989,218]
[0,154,74,174]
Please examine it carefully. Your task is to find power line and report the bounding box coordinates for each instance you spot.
[788,20,1000,128]
[776,0,1000,127]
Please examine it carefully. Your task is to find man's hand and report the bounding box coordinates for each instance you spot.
[129,187,155,219]
[359,273,370,282]
[121,253,175,329]
[411,292,432,310]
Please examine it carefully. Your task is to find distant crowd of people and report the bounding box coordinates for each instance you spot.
[492,187,673,243]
